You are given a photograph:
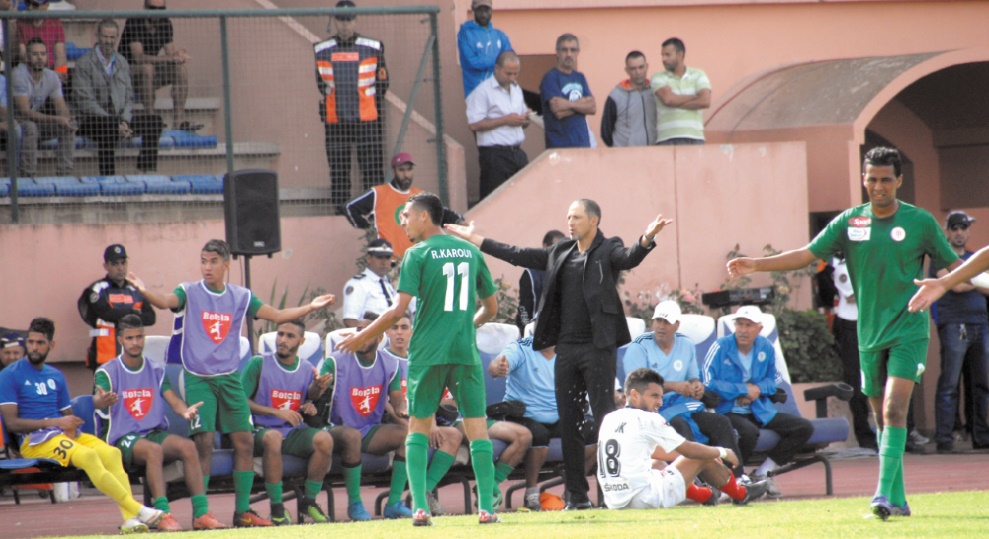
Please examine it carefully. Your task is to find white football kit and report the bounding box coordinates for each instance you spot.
[597,407,688,509]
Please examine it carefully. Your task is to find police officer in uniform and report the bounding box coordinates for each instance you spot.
[315,0,389,206]
[77,244,156,370]
[342,239,398,328]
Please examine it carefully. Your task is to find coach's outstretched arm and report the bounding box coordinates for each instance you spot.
[444,221,485,247]
[727,248,817,278]
[910,245,989,312]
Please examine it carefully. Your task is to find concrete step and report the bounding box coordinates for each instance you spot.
[1,141,279,178]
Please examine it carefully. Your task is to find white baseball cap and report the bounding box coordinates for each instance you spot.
[652,300,681,325]
[730,305,766,325]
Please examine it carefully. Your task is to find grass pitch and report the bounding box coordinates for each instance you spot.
[57,491,989,539]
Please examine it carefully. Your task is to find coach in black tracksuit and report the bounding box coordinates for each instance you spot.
[446,199,670,508]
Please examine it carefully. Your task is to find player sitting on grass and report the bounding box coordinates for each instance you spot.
[243,320,334,525]
[0,317,165,534]
[597,368,770,510]
[94,314,225,531]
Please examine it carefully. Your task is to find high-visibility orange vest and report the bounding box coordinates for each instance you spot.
[372,184,421,259]
[315,34,387,124]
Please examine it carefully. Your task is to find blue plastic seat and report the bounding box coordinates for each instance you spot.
[127,175,191,195]
[164,129,218,149]
[35,177,100,197]
[11,178,56,197]
[70,395,97,436]
[174,174,223,195]
[65,41,90,61]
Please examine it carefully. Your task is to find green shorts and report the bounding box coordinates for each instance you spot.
[407,362,487,420]
[253,427,321,459]
[114,429,172,468]
[859,338,929,398]
[184,371,254,435]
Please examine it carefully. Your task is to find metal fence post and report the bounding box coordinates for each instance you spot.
[428,12,448,206]
[4,18,18,223]
[219,16,234,176]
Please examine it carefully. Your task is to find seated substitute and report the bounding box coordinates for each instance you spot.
[243,320,335,525]
[321,312,417,519]
[623,301,744,476]
[702,306,813,498]
[488,335,597,511]
[94,314,225,531]
[377,312,467,516]
[0,317,165,534]
[598,368,769,509]
[1,332,26,371]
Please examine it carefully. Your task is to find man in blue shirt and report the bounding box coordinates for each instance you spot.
[539,33,596,149]
[702,306,812,499]
[929,211,989,453]
[457,0,513,99]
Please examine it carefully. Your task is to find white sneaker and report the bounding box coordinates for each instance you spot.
[120,518,149,534]
[908,429,930,446]
[136,506,165,527]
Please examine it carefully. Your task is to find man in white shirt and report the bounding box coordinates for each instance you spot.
[597,367,768,509]
[466,50,530,201]
[342,239,398,328]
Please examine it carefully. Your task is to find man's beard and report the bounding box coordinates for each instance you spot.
[28,350,48,365]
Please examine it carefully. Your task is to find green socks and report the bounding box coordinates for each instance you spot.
[342,462,363,505]
[152,496,170,513]
[470,439,495,513]
[494,461,514,485]
[425,450,456,491]
[389,455,411,506]
[405,432,429,512]
[191,494,209,519]
[305,479,323,501]
[876,426,906,501]
[265,482,284,505]
[233,470,255,514]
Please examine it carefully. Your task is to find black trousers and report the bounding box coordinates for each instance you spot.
[324,121,384,205]
[833,317,877,448]
[78,113,163,176]
[670,411,745,475]
[727,412,813,469]
[554,342,617,501]
[478,144,528,200]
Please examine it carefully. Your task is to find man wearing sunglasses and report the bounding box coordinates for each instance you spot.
[928,211,989,454]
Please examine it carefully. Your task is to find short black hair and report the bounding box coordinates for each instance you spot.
[202,239,231,261]
[29,317,55,341]
[624,367,664,396]
[662,37,685,55]
[280,319,306,333]
[542,230,566,247]
[575,199,602,224]
[625,50,646,64]
[407,192,444,225]
[26,37,47,52]
[116,313,144,333]
[863,146,902,178]
[361,311,380,322]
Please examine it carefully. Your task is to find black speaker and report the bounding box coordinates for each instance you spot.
[223,169,281,256]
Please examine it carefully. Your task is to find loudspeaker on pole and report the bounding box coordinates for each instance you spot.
[223,169,281,256]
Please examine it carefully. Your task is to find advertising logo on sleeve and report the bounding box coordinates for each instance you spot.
[202,312,232,344]
[271,389,303,412]
[351,385,383,416]
[847,216,871,242]
[123,388,154,420]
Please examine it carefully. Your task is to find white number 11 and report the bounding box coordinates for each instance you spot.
[442,262,469,312]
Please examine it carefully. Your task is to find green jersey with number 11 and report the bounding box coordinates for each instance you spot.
[398,234,498,366]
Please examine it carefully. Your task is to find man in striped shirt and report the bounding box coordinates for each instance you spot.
[651,37,711,145]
